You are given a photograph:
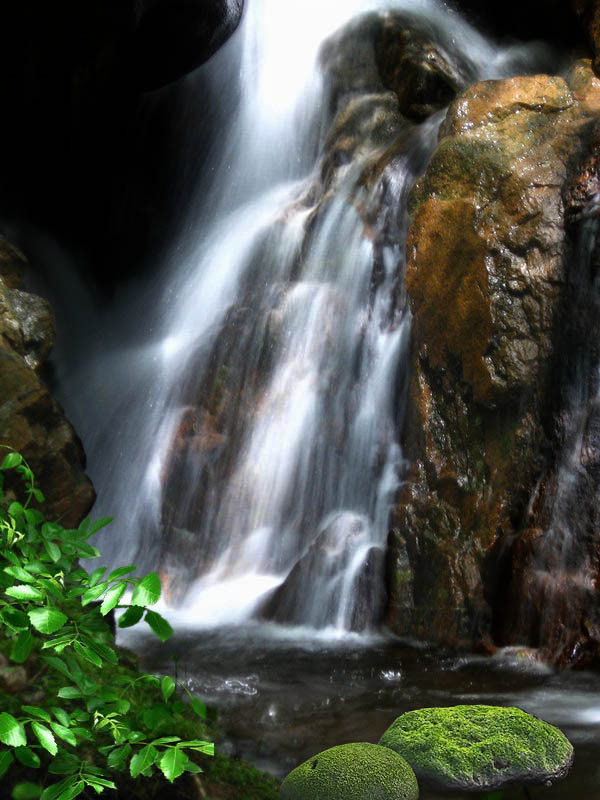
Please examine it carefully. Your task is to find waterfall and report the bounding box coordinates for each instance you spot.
[57,0,559,633]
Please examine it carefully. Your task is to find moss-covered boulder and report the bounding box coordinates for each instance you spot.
[280,742,419,800]
[379,705,573,793]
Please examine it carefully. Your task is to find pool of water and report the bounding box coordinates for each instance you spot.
[123,624,600,797]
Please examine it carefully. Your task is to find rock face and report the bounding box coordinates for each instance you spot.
[379,705,573,792]
[0,235,94,526]
[387,62,600,657]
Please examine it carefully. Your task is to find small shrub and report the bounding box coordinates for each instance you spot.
[0,448,212,800]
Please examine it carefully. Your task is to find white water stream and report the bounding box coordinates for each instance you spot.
[57,0,558,633]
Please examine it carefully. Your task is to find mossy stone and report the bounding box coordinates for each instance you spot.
[379,705,573,792]
[280,742,419,800]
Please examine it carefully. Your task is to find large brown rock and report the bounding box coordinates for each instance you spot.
[0,235,94,527]
[388,63,600,651]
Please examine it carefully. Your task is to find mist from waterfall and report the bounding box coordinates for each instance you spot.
[55,0,560,634]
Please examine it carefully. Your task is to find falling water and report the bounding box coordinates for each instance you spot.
[57,0,560,633]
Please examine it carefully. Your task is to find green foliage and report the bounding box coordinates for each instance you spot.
[0,447,213,800]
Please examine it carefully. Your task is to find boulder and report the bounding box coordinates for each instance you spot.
[379,705,573,792]
[280,742,419,800]
[0,236,94,527]
[388,62,600,649]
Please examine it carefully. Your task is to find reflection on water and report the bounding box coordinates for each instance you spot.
[122,624,600,797]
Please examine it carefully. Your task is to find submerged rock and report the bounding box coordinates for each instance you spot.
[280,742,419,800]
[0,235,94,526]
[379,705,573,793]
[388,62,600,652]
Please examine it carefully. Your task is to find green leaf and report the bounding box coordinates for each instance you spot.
[82,776,116,790]
[158,748,188,783]
[42,657,72,680]
[31,488,45,503]
[131,572,161,606]
[100,582,126,615]
[49,723,77,748]
[15,746,41,768]
[21,707,52,724]
[82,638,117,666]
[8,502,25,518]
[3,607,31,629]
[117,605,144,628]
[161,675,175,702]
[116,700,131,714]
[149,737,181,745]
[129,745,158,778]
[88,517,113,536]
[3,566,36,584]
[1,452,23,470]
[56,780,84,800]
[81,582,108,606]
[44,541,61,563]
[75,542,100,559]
[73,641,102,668]
[107,565,136,581]
[191,698,207,719]
[0,713,27,746]
[177,740,214,755]
[185,761,203,774]
[28,608,68,635]
[48,752,79,776]
[5,585,44,602]
[10,630,34,664]
[57,687,83,700]
[36,579,64,601]
[31,723,57,755]
[24,509,44,526]
[87,567,106,587]
[0,749,15,777]
[11,782,42,800]
[107,744,131,770]
[50,708,71,728]
[144,610,173,642]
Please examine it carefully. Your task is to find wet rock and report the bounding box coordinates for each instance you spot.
[259,513,386,631]
[0,666,28,693]
[389,63,600,648]
[280,742,419,800]
[379,705,573,792]
[0,236,94,526]
[574,0,600,76]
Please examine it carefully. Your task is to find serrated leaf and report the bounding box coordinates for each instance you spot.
[82,638,117,666]
[31,723,57,755]
[107,744,131,769]
[44,541,61,563]
[49,723,77,748]
[10,630,34,664]
[3,566,35,584]
[0,713,27,746]
[82,776,116,790]
[87,517,113,536]
[41,657,72,679]
[28,608,68,635]
[47,751,79,776]
[0,750,14,778]
[21,707,52,723]
[191,698,207,719]
[3,607,30,629]
[50,708,70,728]
[56,780,84,800]
[5,585,44,601]
[144,610,172,642]
[100,582,126,615]
[87,567,106,588]
[158,748,188,783]
[35,579,63,601]
[81,582,108,607]
[149,737,181,745]
[107,565,136,581]
[131,572,161,606]
[117,605,144,628]
[177,740,214,755]
[15,746,41,768]
[161,676,175,702]
[40,777,73,800]
[129,745,158,778]
[11,782,42,799]
[73,641,102,668]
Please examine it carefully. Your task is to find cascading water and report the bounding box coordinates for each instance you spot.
[57,0,560,634]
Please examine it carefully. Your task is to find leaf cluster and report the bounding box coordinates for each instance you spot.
[0,449,212,800]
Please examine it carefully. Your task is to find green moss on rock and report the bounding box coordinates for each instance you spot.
[280,742,419,800]
[379,705,573,792]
